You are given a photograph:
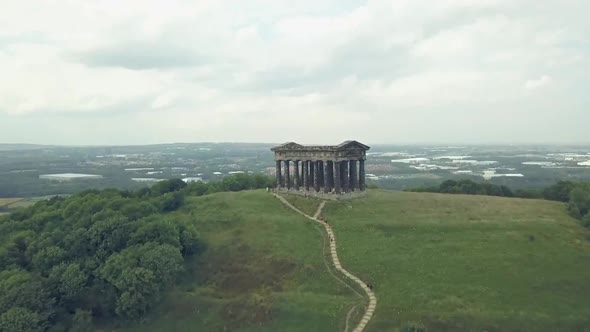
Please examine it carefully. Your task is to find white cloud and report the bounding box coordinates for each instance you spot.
[524,75,552,91]
[0,0,588,144]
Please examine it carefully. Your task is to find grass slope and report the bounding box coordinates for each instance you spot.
[281,194,323,217]
[111,190,356,332]
[323,190,590,331]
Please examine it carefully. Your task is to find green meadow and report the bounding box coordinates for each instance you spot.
[112,189,590,331]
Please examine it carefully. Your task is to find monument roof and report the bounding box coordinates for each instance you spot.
[271,140,370,152]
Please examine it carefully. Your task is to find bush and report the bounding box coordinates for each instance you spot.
[400,322,426,332]
[0,307,42,332]
[408,179,513,198]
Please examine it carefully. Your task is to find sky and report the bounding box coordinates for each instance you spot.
[0,0,588,145]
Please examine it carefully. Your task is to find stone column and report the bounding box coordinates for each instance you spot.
[359,159,366,191]
[318,161,324,188]
[284,160,290,190]
[314,161,321,192]
[309,161,315,189]
[341,160,349,193]
[275,160,282,188]
[300,162,305,187]
[349,160,357,192]
[323,161,331,193]
[303,161,309,191]
[293,160,300,191]
[327,161,334,191]
[334,161,341,194]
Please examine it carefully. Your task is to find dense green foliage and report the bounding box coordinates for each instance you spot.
[407,179,515,197]
[0,174,275,331]
[183,173,274,196]
[543,181,590,227]
[0,179,201,331]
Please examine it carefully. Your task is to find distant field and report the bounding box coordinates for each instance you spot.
[0,197,35,212]
[323,190,590,331]
[0,198,24,207]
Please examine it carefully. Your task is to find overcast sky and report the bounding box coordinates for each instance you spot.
[0,0,588,145]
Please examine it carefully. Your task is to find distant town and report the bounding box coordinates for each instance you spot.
[1,143,589,199]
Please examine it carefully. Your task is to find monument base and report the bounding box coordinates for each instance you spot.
[273,187,367,201]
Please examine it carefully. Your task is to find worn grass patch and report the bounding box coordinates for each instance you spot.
[324,190,590,332]
[280,193,323,216]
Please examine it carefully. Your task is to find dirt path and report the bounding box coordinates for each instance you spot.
[273,194,377,332]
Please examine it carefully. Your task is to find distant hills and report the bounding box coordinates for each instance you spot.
[0,143,51,151]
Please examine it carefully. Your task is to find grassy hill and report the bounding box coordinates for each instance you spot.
[322,190,590,331]
[108,190,357,332]
[113,189,590,332]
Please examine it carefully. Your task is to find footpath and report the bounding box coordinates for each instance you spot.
[273,194,377,332]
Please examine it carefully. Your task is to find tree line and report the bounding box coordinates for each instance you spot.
[0,173,274,331]
[407,179,590,229]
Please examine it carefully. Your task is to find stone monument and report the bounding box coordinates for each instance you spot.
[271,140,370,195]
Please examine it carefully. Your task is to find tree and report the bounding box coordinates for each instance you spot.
[114,268,159,319]
[138,243,183,286]
[49,263,87,301]
[69,309,92,332]
[0,269,53,314]
[569,187,590,217]
[130,219,181,249]
[151,179,187,196]
[176,222,202,256]
[88,216,136,258]
[0,307,42,332]
[0,176,218,329]
[543,181,575,202]
[159,192,185,212]
[439,180,458,193]
[121,201,158,221]
[31,246,67,272]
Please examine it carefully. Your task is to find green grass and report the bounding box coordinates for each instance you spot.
[281,194,323,216]
[109,190,357,332]
[108,189,590,332]
[323,190,590,331]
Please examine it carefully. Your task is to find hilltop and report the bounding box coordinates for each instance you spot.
[2,187,589,332]
[111,189,590,332]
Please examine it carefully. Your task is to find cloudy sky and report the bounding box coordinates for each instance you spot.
[0,0,588,145]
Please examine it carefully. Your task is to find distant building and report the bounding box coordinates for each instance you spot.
[131,178,164,183]
[39,173,103,181]
[391,157,429,164]
[182,177,203,183]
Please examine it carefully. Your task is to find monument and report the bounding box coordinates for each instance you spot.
[271,140,370,195]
